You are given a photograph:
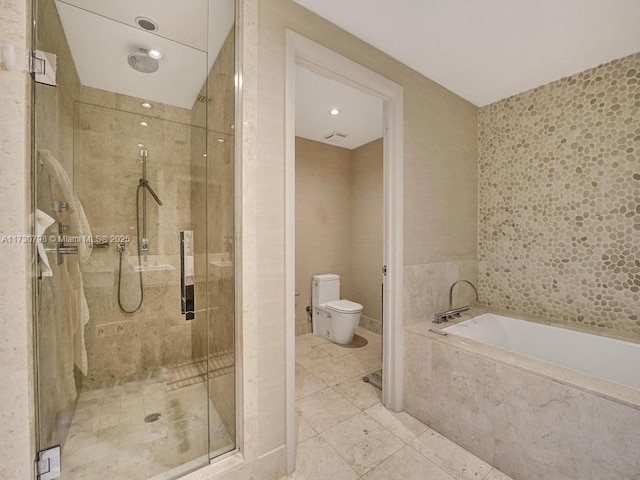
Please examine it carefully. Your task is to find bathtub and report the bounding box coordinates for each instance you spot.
[403,309,640,480]
[443,313,640,389]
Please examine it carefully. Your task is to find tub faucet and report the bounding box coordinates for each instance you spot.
[433,280,479,324]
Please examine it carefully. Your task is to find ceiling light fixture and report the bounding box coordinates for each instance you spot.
[217,138,225,143]
[139,121,149,127]
[147,50,162,60]
[135,16,158,32]
[137,143,144,147]
[141,102,152,109]
[330,108,340,116]
[202,153,208,157]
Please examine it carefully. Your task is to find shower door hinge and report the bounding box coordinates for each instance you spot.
[35,445,61,480]
[29,49,57,86]
[382,265,388,276]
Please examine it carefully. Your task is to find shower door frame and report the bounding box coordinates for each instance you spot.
[29,0,242,477]
[284,31,405,475]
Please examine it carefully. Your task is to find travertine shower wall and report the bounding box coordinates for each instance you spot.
[75,97,195,387]
[479,52,640,340]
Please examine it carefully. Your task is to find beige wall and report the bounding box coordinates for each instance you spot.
[350,139,384,333]
[294,137,383,336]
[0,0,478,476]
[479,52,640,341]
[295,137,353,334]
[0,0,34,478]
[256,0,478,456]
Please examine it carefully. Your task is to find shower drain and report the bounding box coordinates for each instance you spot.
[144,413,162,423]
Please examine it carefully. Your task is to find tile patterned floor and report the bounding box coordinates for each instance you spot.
[60,369,232,480]
[292,328,513,480]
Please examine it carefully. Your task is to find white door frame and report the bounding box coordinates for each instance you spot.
[284,31,404,474]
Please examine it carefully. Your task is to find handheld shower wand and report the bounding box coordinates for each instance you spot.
[117,149,164,314]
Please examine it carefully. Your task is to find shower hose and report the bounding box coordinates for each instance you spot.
[117,183,145,313]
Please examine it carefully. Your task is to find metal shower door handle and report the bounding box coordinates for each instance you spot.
[180,231,195,320]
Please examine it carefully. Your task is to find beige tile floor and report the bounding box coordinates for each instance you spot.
[292,328,513,480]
[60,372,233,480]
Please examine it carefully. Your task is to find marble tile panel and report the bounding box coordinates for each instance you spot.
[291,436,359,480]
[296,344,339,369]
[295,388,360,432]
[364,404,428,443]
[590,395,640,480]
[493,364,593,480]
[427,343,498,462]
[483,469,514,480]
[296,413,317,444]
[332,377,382,411]
[318,341,360,359]
[402,329,433,423]
[321,412,405,476]
[361,445,454,480]
[342,348,382,377]
[295,367,327,400]
[295,332,330,350]
[308,356,362,386]
[410,428,492,480]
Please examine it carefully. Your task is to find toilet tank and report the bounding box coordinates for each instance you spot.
[312,274,340,307]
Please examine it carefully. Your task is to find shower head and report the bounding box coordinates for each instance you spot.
[127,49,160,74]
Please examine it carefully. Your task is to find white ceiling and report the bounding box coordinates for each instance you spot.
[56,0,234,109]
[296,65,383,150]
[293,0,640,106]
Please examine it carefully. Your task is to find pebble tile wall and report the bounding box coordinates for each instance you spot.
[479,52,640,340]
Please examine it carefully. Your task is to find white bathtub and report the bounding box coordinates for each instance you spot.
[443,312,640,389]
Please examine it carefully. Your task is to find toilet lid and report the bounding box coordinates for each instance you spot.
[325,299,363,313]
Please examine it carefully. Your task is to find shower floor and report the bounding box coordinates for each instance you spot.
[59,361,233,480]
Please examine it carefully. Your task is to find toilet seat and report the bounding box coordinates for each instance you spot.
[324,299,363,314]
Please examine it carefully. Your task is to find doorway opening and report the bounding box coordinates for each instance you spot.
[284,32,404,474]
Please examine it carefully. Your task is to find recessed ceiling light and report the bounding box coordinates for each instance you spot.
[141,102,152,109]
[139,121,149,127]
[330,108,340,116]
[148,50,162,60]
[137,143,144,147]
[202,153,208,157]
[135,16,158,32]
[217,138,225,143]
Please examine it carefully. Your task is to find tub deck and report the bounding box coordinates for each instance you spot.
[403,307,640,480]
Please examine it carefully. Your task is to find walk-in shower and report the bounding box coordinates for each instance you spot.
[32,1,237,478]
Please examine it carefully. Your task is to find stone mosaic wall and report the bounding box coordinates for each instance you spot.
[479,52,640,340]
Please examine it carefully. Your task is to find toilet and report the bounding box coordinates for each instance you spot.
[311,274,363,344]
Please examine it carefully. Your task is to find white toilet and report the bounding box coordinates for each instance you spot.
[312,274,363,344]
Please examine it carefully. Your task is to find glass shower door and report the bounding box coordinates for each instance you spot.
[32,1,236,478]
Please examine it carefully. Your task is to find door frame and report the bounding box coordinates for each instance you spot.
[284,31,404,474]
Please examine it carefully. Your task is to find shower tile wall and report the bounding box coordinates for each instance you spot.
[479,52,640,340]
[75,96,196,387]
